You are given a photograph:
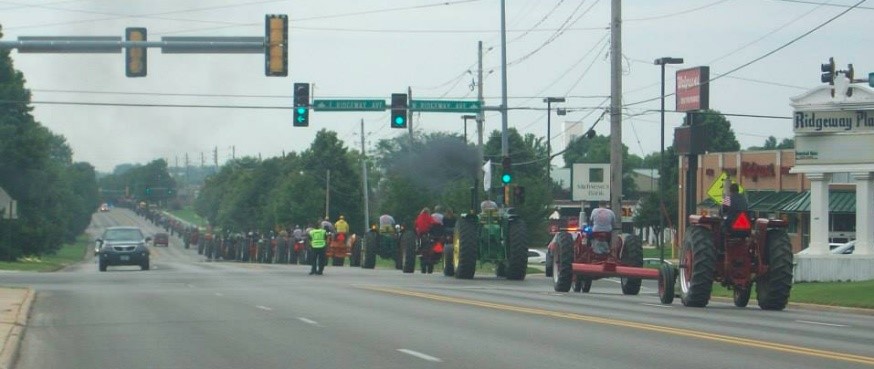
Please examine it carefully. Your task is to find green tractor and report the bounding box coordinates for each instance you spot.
[443,207,528,280]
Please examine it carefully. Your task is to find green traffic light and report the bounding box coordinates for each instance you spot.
[394,116,405,125]
[297,107,306,114]
[501,173,512,184]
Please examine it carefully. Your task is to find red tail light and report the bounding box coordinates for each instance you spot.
[731,212,751,231]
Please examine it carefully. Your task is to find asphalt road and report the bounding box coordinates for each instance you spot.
[3,209,873,369]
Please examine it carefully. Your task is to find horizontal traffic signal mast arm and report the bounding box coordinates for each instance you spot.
[0,38,267,53]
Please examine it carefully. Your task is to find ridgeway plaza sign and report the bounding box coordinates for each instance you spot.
[793,110,874,133]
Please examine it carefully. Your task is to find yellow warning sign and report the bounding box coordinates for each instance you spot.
[707,172,744,205]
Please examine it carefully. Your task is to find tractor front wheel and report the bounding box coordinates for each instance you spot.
[553,232,573,292]
[620,234,643,295]
[733,287,751,308]
[505,219,528,281]
[679,225,715,307]
[401,231,416,274]
[443,245,455,276]
[756,229,793,311]
[350,239,361,267]
[362,231,377,269]
[454,217,478,279]
[658,264,676,304]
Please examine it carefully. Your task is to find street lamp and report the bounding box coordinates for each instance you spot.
[462,115,477,143]
[653,56,683,264]
[543,97,566,185]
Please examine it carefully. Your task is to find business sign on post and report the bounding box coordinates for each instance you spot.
[676,66,710,112]
[571,163,611,202]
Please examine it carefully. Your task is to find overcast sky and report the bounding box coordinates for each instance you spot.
[2,0,872,172]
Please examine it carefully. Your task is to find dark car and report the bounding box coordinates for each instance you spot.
[153,233,169,247]
[96,226,151,271]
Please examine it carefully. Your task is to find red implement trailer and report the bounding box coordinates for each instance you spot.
[551,228,676,304]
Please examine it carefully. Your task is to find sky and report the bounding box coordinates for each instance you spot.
[1,0,872,173]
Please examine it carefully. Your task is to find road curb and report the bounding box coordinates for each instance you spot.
[0,288,35,369]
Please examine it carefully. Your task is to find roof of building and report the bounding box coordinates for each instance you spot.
[780,191,855,213]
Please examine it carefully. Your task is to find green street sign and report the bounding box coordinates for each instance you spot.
[410,100,481,113]
[312,99,386,112]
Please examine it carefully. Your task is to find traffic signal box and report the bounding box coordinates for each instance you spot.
[501,156,512,185]
[821,57,835,85]
[265,14,288,77]
[125,27,147,77]
[391,93,408,129]
[294,83,310,127]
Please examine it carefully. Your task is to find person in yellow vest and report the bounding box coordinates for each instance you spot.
[308,224,329,275]
[334,215,349,243]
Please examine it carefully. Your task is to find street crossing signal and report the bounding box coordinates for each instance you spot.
[391,93,408,129]
[821,57,835,85]
[294,83,310,127]
[501,156,512,184]
[125,27,147,77]
[265,14,288,77]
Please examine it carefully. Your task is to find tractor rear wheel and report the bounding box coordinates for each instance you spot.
[620,234,643,295]
[442,245,455,276]
[733,287,751,308]
[658,264,676,304]
[401,231,416,274]
[756,229,793,311]
[350,239,361,267]
[454,217,478,279]
[553,232,573,292]
[505,219,528,280]
[680,225,715,307]
[362,231,377,269]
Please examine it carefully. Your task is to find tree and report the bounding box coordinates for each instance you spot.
[685,109,740,152]
[561,133,639,199]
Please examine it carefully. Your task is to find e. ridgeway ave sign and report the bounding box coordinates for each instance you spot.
[410,100,480,113]
[312,99,386,112]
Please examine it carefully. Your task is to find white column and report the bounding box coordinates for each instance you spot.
[807,173,831,255]
[853,172,873,255]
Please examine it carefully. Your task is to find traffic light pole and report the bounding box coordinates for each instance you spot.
[499,0,509,158]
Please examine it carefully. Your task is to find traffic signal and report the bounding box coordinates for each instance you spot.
[391,93,408,129]
[125,27,147,77]
[513,185,525,205]
[821,57,835,84]
[264,14,288,77]
[293,83,309,127]
[501,156,512,184]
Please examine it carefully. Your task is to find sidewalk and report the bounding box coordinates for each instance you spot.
[0,288,34,369]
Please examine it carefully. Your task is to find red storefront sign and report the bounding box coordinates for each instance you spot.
[676,66,710,112]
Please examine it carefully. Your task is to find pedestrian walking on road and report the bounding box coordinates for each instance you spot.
[309,224,328,275]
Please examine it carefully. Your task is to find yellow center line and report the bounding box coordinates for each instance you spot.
[361,286,874,366]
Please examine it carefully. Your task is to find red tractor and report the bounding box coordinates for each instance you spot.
[552,228,675,303]
[679,212,793,310]
[400,229,448,274]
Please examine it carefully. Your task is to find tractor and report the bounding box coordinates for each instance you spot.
[444,207,528,280]
[360,225,403,270]
[400,228,449,274]
[680,211,793,310]
[552,227,674,303]
[326,232,350,266]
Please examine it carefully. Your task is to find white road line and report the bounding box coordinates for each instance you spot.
[297,317,320,326]
[795,320,848,327]
[186,284,195,288]
[641,303,672,308]
[397,349,443,363]
[256,305,273,311]
[214,293,223,297]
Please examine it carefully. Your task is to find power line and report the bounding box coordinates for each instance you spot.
[772,0,874,10]
[624,0,731,22]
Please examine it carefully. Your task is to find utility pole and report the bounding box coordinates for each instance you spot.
[360,119,370,231]
[213,146,218,169]
[499,0,509,157]
[477,40,485,206]
[408,86,414,142]
[184,153,190,183]
[325,169,331,220]
[232,145,236,160]
[201,152,205,169]
[609,0,623,232]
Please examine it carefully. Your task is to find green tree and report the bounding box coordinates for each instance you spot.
[561,133,639,199]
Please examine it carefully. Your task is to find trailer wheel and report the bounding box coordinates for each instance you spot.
[658,264,676,304]
[495,262,506,278]
[553,232,573,292]
[680,225,715,307]
[756,229,793,311]
[620,234,643,295]
[733,287,751,308]
[505,219,528,281]
[454,217,478,279]
[362,231,377,269]
[545,248,554,278]
[582,279,592,293]
[350,239,361,267]
[401,231,416,274]
[572,277,582,293]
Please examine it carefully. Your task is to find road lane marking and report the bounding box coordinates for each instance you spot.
[641,303,672,308]
[214,293,223,297]
[186,284,195,288]
[796,320,848,328]
[256,305,273,311]
[297,317,320,326]
[363,286,874,366]
[398,349,442,362]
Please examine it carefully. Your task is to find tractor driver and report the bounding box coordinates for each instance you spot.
[589,201,616,254]
[722,183,749,230]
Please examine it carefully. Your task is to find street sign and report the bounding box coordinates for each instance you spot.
[312,99,386,112]
[410,100,481,113]
[706,172,744,205]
